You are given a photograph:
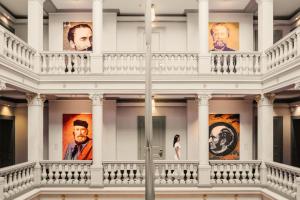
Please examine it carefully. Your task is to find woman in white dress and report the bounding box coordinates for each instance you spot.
[173,134,181,160]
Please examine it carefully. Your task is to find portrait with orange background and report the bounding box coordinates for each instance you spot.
[62,114,92,159]
[209,22,239,51]
[209,114,240,160]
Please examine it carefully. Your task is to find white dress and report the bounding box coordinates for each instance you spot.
[174,142,181,160]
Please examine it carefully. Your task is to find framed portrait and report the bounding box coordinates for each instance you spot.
[62,114,93,160]
[209,22,239,51]
[63,22,93,51]
[209,114,240,160]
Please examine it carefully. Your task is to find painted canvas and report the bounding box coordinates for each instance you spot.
[62,114,93,160]
[63,22,93,51]
[209,22,239,51]
[209,114,240,160]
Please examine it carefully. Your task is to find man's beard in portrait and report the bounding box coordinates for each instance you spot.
[75,134,88,144]
[214,41,226,50]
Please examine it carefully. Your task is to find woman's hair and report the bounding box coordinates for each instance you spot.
[173,134,180,147]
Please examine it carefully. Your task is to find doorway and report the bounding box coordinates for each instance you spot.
[138,116,166,160]
[291,117,300,167]
[273,116,283,163]
[0,115,15,168]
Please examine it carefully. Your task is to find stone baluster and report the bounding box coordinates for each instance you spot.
[173,165,179,184]
[228,164,235,184]
[215,165,222,184]
[135,164,142,184]
[179,164,185,184]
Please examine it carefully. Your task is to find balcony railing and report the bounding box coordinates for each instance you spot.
[0,25,300,77]
[265,161,300,200]
[0,162,36,200]
[103,160,198,186]
[210,160,261,185]
[0,26,36,71]
[210,52,262,75]
[0,160,300,200]
[265,27,300,71]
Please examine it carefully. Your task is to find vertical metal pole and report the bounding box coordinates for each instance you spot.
[145,0,155,199]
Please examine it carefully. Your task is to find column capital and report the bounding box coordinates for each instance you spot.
[89,93,104,106]
[28,0,45,4]
[256,0,273,4]
[0,80,6,90]
[255,93,276,106]
[26,94,46,106]
[197,94,212,106]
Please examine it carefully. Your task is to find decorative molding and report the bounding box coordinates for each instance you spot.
[197,94,212,106]
[89,93,104,106]
[0,80,6,90]
[26,94,46,106]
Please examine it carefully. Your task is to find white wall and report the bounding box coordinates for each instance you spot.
[116,104,187,160]
[117,21,187,51]
[187,13,254,51]
[187,99,254,160]
[15,105,28,163]
[48,99,255,161]
[48,100,116,160]
[14,24,49,50]
[273,104,291,165]
[48,13,117,51]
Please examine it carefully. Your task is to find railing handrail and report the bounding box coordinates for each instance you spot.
[265,161,300,175]
[210,160,262,164]
[0,161,36,175]
[265,26,300,54]
[210,51,262,55]
[40,160,93,164]
[0,25,37,53]
[40,51,91,55]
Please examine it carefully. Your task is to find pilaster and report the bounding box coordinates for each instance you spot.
[197,94,212,187]
[26,94,46,162]
[89,93,104,187]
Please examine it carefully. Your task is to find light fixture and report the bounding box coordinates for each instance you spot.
[151,4,156,22]
[152,98,156,113]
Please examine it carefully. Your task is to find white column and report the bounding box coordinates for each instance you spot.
[256,94,275,161]
[198,0,211,74]
[198,0,209,55]
[91,0,103,73]
[256,0,273,51]
[256,94,275,186]
[89,93,104,187]
[26,94,45,161]
[28,0,44,51]
[197,94,211,186]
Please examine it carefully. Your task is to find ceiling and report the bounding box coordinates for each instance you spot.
[0,0,299,18]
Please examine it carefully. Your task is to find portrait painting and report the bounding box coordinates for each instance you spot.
[62,114,93,160]
[63,22,93,51]
[209,114,240,160]
[209,22,239,51]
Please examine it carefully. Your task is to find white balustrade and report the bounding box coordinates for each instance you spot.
[0,26,36,71]
[152,53,198,74]
[265,161,300,199]
[0,162,35,199]
[40,161,92,185]
[265,27,300,71]
[103,52,198,75]
[40,52,91,74]
[210,160,261,185]
[210,52,261,75]
[154,161,198,185]
[103,161,198,186]
[103,52,145,74]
